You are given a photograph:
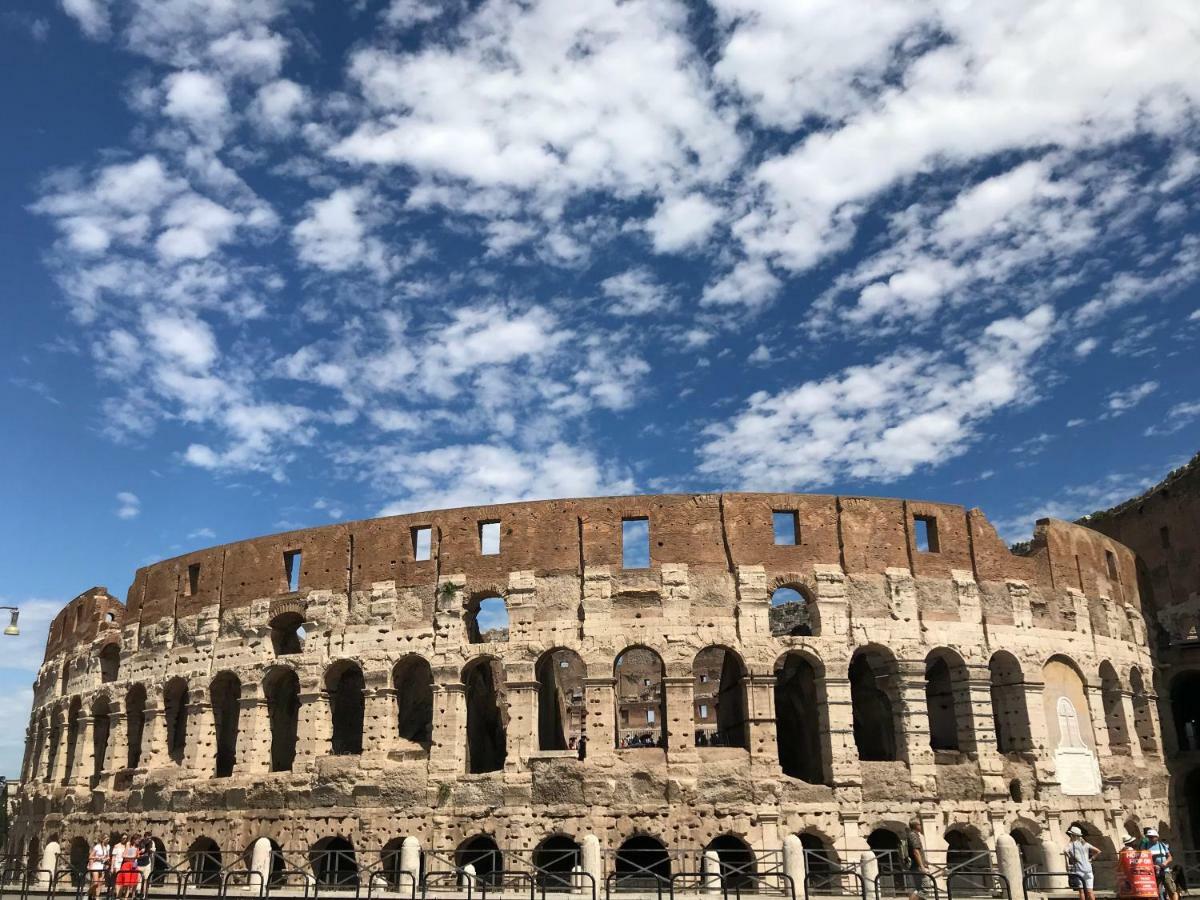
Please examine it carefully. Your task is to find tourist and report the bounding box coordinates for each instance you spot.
[1065,825,1100,900]
[1143,828,1178,900]
[87,835,110,900]
[110,834,127,890]
[135,833,153,898]
[904,819,927,900]
[115,837,139,900]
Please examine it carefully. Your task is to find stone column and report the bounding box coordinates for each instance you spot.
[897,659,936,794]
[504,678,539,771]
[363,672,395,758]
[1119,691,1145,761]
[105,708,129,776]
[140,697,168,770]
[583,676,617,762]
[431,682,466,773]
[68,714,94,787]
[782,835,807,899]
[823,674,862,791]
[184,688,215,773]
[400,838,422,888]
[664,675,697,761]
[1022,679,1057,788]
[995,834,1024,900]
[237,685,269,775]
[735,566,771,639]
[746,670,778,772]
[965,663,1007,797]
[813,565,850,637]
[506,571,537,644]
[580,569,613,638]
[581,835,601,898]
[1084,682,1114,761]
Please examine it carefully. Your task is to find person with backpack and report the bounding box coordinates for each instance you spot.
[1143,828,1179,900]
[904,819,928,900]
[1065,825,1100,900]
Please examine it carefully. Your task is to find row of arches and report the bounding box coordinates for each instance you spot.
[28,645,1155,783]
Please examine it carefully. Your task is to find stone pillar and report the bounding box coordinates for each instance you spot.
[296,684,330,768]
[105,708,129,776]
[995,834,1024,900]
[251,837,273,893]
[664,676,697,761]
[1119,691,1144,761]
[363,677,395,758]
[583,676,617,762]
[582,835,601,898]
[1085,682,1114,761]
[141,699,168,770]
[504,678,539,771]
[782,835,806,898]
[824,674,862,790]
[813,565,850,637]
[580,569,613,638]
[860,852,878,894]
[735,566,770,638]
[238,686,268,775]
[184,690,215,773]
[702,850,722,893]
[39,842,61,887]
[1022,679,1057,788]
[965,663,1007,796]
[68,714,95,787]
[506,571,537,644]
[1039,834,1067,890]
[400,838,422,887]
[431,682,466,773]
[434,575,467,646]
[897,659,936,794]
[746,670,778,771]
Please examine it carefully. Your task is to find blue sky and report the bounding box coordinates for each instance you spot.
[0,0,1198,777]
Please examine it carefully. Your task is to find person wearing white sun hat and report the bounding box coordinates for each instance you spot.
[1142,828,1178,900]
[1065,825,1100,900]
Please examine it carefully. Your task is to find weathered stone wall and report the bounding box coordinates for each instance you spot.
[12,493,1168,875]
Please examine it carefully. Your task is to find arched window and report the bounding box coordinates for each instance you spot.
[769,586,818,636]
[1044,657,1096,752]
[244,838,286,888]
[615,835,670,888]
[1185,769,1200,851]
[91,696,111,782]
[1171,671,1200,752]
[270,611,306,656]
[466,595,509,644]
[188,838,222,888]
[63,697,81,783]
[1009,828,1045,872]
[325,662,365,756]
[614,647,666,749]
[60,661,70,695]
[69,837,90,881]
[774,652,827,783]
[164,678,190,764]
[264,667,300,772]
[456,835,502,887]
[989,652,1031,753]
[45,719,62,781]
[693,647,748,749]
[850,648,900,761]
[1129,668,1157,754]
[799,834,838,892]
[381,838,423,891]
[926,649,971,752]
[706,835,756,890]
[867,829,905,894]
[99,644,120,683]
[463,657,507,773]
[535,649,585,751]
[945,828,989,894]
[126,685,146,770]
[393,656,434,750]
[534,836,580,889]
[1099,662,1131,754]
[211,672,242,777]
[311,837,357,888]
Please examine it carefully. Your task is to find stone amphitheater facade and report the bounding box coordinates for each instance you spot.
[8,493,1172,886]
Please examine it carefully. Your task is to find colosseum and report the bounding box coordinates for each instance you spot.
[8,492,1173,897]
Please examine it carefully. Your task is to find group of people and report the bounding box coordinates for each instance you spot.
[618,732,664,748]
[86,833,154,899]
[897,819,1181,900]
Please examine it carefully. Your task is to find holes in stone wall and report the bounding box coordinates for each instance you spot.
[270,611,306,656]
[264,667,300,772]
[1100,661,1131,754]
[91,695,110,782]
[533,836,580,890]
[412,526,432,561]
[326,662,365,755]
[186,563,201,597]
[615,647,665,749]
[311,837,357,887]
[926,648,971,753]
[188,838,222,887]
[1130,667,1157,754]
[63,697,81,783]
[774,652,826,783]
[706,835,756,890]
[536,649,585,751]
[615,835,670,888]
[456,835,502,887]
[463,657,507,774]
[1106,550,1119,580]
[769,585,817,636]
[211,671,242,777]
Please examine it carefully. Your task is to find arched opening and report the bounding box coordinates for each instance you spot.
[535,649,585,752]
[463,657,507,773]
[393,656,434,751]
[125,685,146,769]
[850,648,900,761]
[1100,662,1131,755]
[1129,668,1157,754]
[615,647,666,749]
[693,647,748,749]
[45,719,62,781]
[188,837,222,888]
[1044,657,1097,751]
[707,835,756,890]
[926,649,971,752]
[774,652,826,783]
[534,835,580,889]
[769,585,818,636]
[164,677,190,764]
[1068,823,1116,892]
[99,644,120,683]
[1010,828,1045,872]
[60,661,70,695]
[867,829,905,895]
[29,720,46,783]
[263,667,300,772]
[270,611,306,656]
[150,838,168,886]
[615,835,670,888]
[69,837,89,884]
[211,672,242,776]
[62,698,81,783]
[381,838,423,890]
[1185,769,1200,851]
[989,652,1031,753]
[311,837,357,888]
[326,661,365,755]
[90,696,111,782]
[799,834,837,892]
[1172,671,1200,752]
[945,828,989,895]
[466,594,509,644]
[244,838,286,887]
[456,835,502,887]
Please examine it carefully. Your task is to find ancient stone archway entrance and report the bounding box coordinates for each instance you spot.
[456,835,502,886]
[326,662,365,756]
[534,835,580,889]
[615,835,670,888]
[536,649,585,752]
[463,657,507,773]
[211,672,242,777]
[774,651,826,783]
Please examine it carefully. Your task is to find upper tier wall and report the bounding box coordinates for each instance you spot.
[42,493,1142,660]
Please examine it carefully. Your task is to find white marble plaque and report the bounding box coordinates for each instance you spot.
[1056,746,1102,795]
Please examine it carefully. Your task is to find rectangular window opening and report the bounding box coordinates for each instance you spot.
[914,515,940,553]
[699,704,709,719]
[412,526,432,561]
[622,517,650,569]
[186,563,201,597]
[284,550,302,592]
[479,521,501,555]
[772,511,799,546]
[1106,549,1118,580]
[646,709,656,724]
[1161,526,1171,549]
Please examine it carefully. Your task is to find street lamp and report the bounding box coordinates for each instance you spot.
[0,608,19,636]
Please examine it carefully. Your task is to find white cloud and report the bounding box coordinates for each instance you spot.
[384,0,447,28]
[144,312,218,371]
[1144,400,1200,436]
[1106,380,1159,415]
[646,193,723,253]
[600,268,674,316]
[115,491,140,519]
[155,194,240,260]
[292,187,390,277]
[207,26,285,81]
[1074,337,1099,358]
[702,258,782,309]
[163,70,231,139]
[698,305,1054,488]
[61,0,111,39]
[252,79,308,135]
[187,526,216,540]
